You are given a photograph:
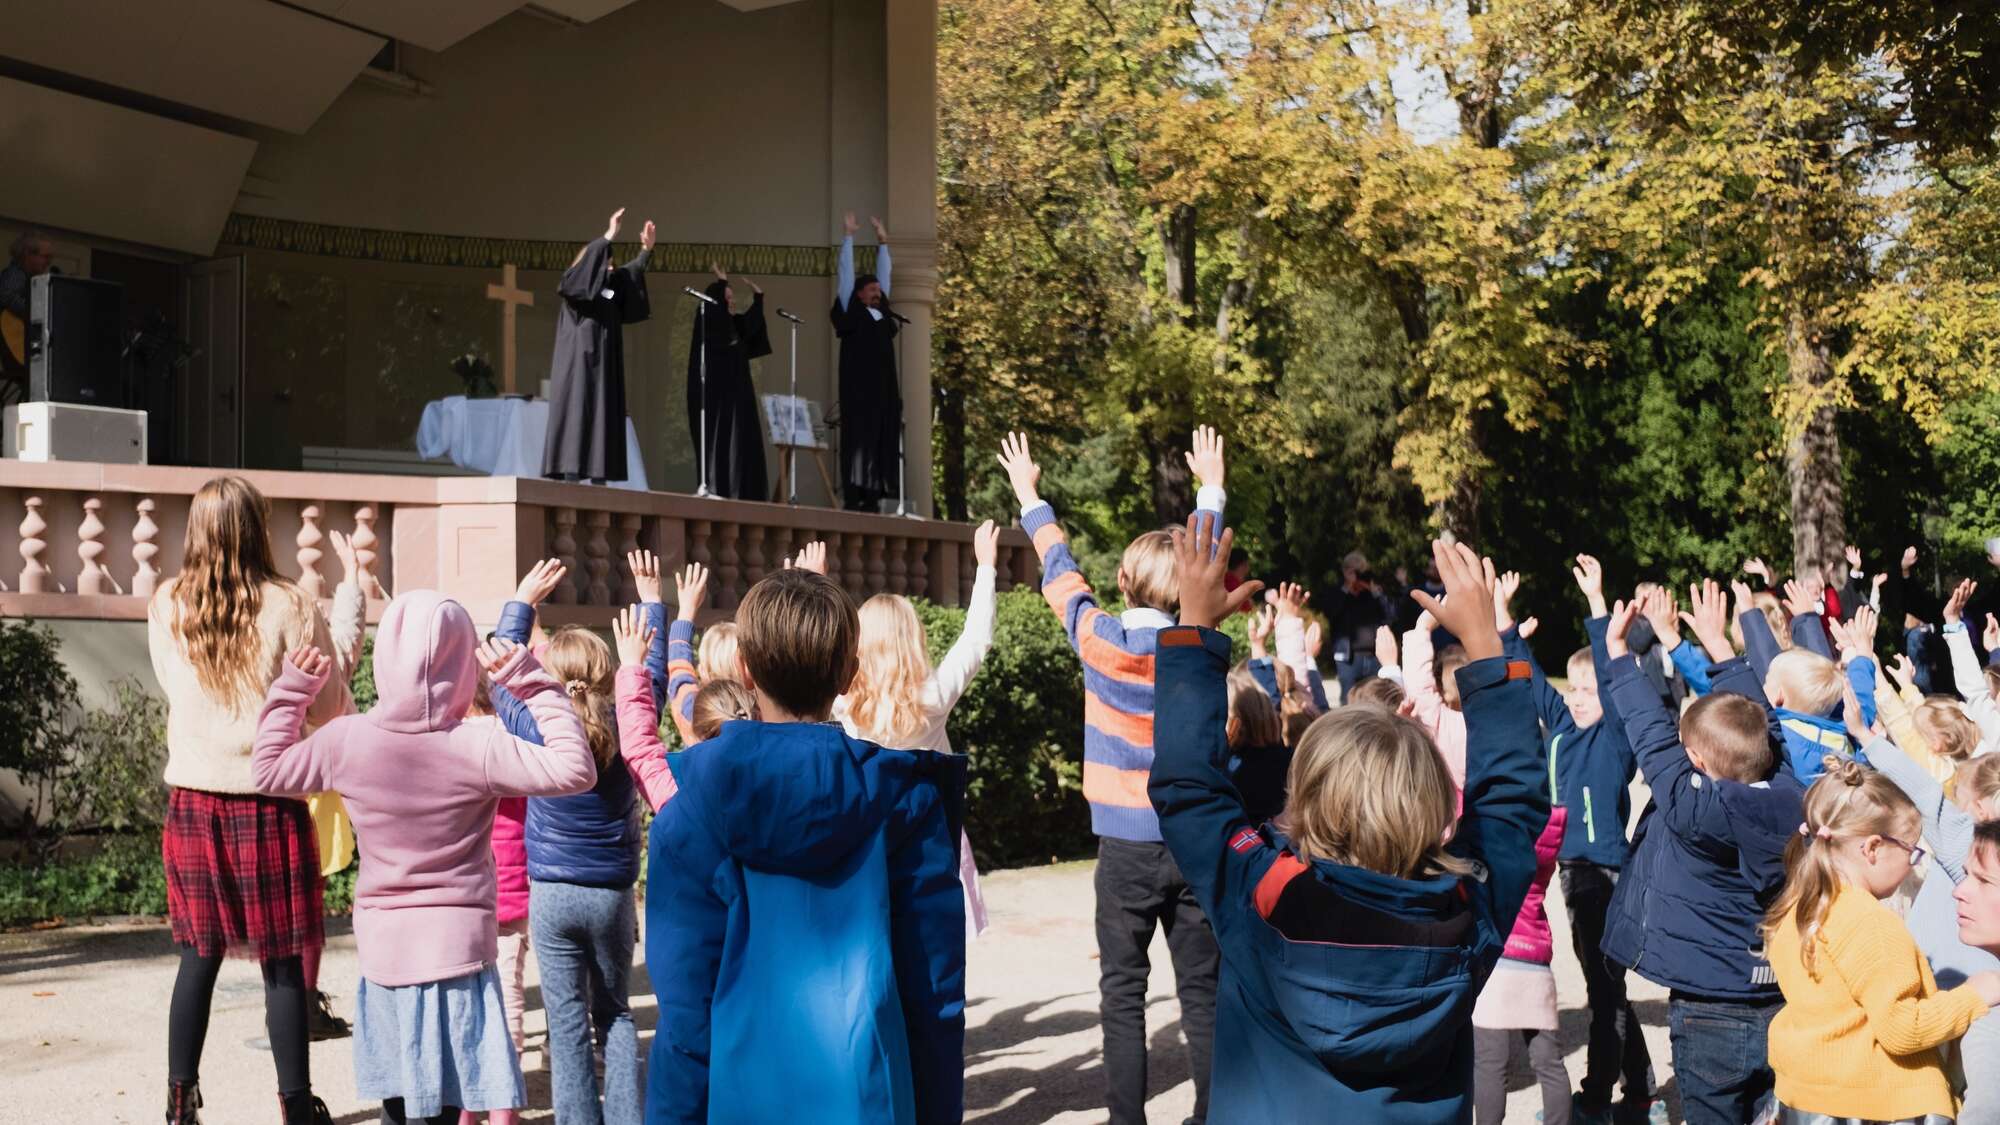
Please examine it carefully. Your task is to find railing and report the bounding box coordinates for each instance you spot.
[0,464,1038,628]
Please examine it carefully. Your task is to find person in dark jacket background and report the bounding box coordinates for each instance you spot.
[1599,582,1805,1125]
[1153,528,1548,1123]
[1325,550,1398,700]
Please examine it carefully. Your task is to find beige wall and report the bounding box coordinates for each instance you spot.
[237,0,888,248]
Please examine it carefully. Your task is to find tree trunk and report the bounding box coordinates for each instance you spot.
[1161,204,1197,326]
[1784,308,1846,580]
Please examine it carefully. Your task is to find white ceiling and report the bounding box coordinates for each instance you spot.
[0,0,385,133]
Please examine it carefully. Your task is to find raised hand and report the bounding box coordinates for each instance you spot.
[1844,604,1881,664]
[871,215,888,240]
[1844,544,1863,571]
[1185,424,1226,492]
[1872,572,1889,593]
[1945,578,1977,626]
[1491,566,1521,631]
[844,211,859,236]
[996,432,1042,508]
[1172,514,1263,630]
[1639,584,1682,647]
[1518,616,1540,639]
[787,541,828,576]
[628,549,664,603]
[1410,541,1501,660]
[1730,578,1757,618]
[1781,578,1819,621]
[1269,582,1310,619]
[1603,598,1639,659]
[1887,653,1920,697]
[1902,545,1919,573]
[640,220,656,251]
[1374,624,1398,669]
[515,558,570,607]
[1572,553,1608,617]
[1304,620,1324,661]
[612,605,657,667]
[710,260,728,281]
[1248,605,1274,659]
[478,637,519,676]
[285,645,331,682]
[605,207,625,241]
[1841,678,1877,745]
[1744,557,1773,585]
[1681,578,1735,664]
[675,562,710,623]
[329,529,360,584]
[1986,613,2000,654]
[972,519,999,569]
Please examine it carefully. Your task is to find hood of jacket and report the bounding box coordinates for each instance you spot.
[668,720,898,872]
[369,590,478,733]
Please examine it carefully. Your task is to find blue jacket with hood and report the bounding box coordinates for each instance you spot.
[1600,655,1804,999]
[1150,626,1548,1122]
[1507,618,1638,869]
[643,720,967,1125]
[495,598,669,887]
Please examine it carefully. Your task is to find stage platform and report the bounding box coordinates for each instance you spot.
[0,462,1033,628]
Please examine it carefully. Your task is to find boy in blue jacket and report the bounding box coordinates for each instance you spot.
[643,566,966,1125]
[1152,525,1549,1122]
[1503,555,1655,1124]
[1598,580,1805,1125]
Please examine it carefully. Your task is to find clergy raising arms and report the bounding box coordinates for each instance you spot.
[686,261,771,500]
[832,212,899,512]
[543,207,653,484]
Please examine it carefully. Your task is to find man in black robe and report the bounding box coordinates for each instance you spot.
[543,207,652,483]
[831,212,900,512]
[686,263,770,499]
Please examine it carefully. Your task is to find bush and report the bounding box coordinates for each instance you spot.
[51,680,169,837]
[0,835,168,926]
[0,619,81,843]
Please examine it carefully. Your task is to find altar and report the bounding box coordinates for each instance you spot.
[416,395,649,491]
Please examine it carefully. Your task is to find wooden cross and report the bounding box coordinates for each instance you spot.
[485,263,535,394]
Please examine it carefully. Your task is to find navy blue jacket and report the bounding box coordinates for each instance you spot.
[1246,656,1330,712]
[498,599,668,887]
[1151,626,1548,1122]
[1600,656,1803,999]
[1510,618,1637,869]
[644,721,967,1125]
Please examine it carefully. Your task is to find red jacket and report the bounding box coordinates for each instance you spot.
[1501,806,1568,965]
[493,797,529,925]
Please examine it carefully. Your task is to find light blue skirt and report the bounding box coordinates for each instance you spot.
[352,964,525,1116]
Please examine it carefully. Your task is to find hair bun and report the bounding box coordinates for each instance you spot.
[1821,754,1866,785]
[564,679,589,696]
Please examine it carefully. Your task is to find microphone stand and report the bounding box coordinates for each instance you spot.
[890,310,920,520]
[775,308,804,505]
[686,288,715,498]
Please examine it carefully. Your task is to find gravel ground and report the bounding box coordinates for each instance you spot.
[3,855,1679,1123]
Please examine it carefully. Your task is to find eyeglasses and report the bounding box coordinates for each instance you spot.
[1882,835,1928,867]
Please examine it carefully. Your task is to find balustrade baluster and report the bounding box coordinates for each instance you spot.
[550,508,580,605]
[78,497,122,595]
[19,496,49,594]
[584,510,612,605]
[296,505,325,597]
[132,498,160,598]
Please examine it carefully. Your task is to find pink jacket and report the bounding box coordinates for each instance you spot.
[614,665,680,812]
[253,591,594,988]
[1501,806,1569,965]
[1402,627,1468,812]
[492,797,528,926]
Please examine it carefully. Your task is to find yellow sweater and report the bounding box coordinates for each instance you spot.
[1768,885,1987,1120]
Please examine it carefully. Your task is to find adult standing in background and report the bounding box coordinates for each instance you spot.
[831,212,900,513]
[0,228,55,406]
[1326,550,1397,700]
[687,262,771,499]
[544,207,654,485]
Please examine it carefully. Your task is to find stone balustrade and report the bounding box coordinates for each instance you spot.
[0,463,1037,628]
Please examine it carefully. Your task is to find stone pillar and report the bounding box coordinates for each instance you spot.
[886,0,938,518]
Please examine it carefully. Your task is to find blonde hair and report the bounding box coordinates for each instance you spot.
[1565,647,1595,682]
[1768,649,1844,716]
[1915,698,1980,763]
[690,679,755,742]
[697,622,741,684]
[1680,691,1775,782]
[1346,675,1405,711]
[1437,644,1470,710]
[736,569,859,716]
[1956,755,2000,808]
[1273,663,1320,747]
[846,594,933,747]
[543,626,617,768]
[1118,530,1179,614]
[1764,757,1919,976]
[1283,708,1468,879]
[1229,678,1282,749]
[168,476,305,712]
[1754,592,1793,651]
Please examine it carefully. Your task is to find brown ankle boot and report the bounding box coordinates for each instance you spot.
[165,1080,202,1124]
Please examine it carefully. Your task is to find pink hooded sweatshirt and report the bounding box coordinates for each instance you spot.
[253,591,594,988]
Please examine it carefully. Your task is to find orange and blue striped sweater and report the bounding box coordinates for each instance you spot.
[1021,491,1222,841]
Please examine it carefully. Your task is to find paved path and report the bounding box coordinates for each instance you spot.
[3,859,1679,1123]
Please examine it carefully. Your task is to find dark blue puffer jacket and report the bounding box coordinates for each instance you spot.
[496,599,668,887]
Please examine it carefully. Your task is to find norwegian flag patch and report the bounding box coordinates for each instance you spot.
[1228,827,1261,854]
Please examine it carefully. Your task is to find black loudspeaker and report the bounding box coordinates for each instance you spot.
[29,274,126,407]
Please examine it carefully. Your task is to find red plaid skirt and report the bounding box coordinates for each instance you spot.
[161,788,324,960]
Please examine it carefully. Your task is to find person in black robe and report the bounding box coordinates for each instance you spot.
[831,212,901,512]
[685,262,770,499]
[543,207,652,483]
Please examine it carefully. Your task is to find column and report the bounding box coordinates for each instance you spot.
[885,0,938,518]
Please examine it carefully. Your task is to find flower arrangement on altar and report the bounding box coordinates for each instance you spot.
[451,353,497,399]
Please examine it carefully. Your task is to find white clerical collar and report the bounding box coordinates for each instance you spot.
[866,306,884,321]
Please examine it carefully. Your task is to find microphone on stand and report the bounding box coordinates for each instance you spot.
[684,287,718,304]
[775,308,804,324]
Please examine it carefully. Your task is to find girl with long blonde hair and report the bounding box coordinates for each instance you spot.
[831,520,1002,933]
[149,476,349,1124]
[1763,756,2000,1122]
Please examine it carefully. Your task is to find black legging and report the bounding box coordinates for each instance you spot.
[167,944,310,1096]
[379,1099,460,1123]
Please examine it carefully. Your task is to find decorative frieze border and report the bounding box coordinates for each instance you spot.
[218,213,874,277]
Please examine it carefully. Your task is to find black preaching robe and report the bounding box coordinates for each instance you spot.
[686,280,770,499]
[830,296,900,510]
[543,238,650,481]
